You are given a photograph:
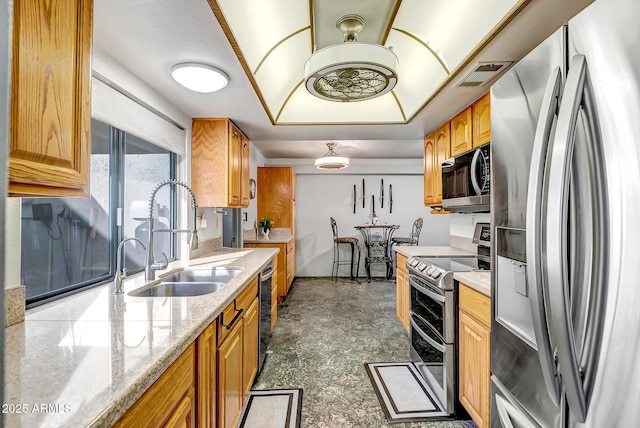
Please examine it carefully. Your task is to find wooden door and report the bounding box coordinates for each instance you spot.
[473,93,491,147]
[459,310,491,428]
[218,321,243,428]
[227,123,242,206]
[242,298,260,397]
[434,124,451,204]
[423,134,436,205]
[163,390,196,428]
[9,0,92,197]
[450,107,473,156]
[240,134,250,207]
[197,322,217,428]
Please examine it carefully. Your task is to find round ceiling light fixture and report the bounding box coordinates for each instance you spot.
[304,15,398,102]
[315,143,350,170]
[171,63,229,93]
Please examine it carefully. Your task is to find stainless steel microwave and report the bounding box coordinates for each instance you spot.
[441,143,490,212]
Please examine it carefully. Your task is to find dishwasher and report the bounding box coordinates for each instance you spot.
[258,263,275,374]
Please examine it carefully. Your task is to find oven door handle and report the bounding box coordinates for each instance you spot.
[409,277,446,303]
[410,314,446,353]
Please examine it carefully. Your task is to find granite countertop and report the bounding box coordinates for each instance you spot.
[244,228,294,244]
[5,247,278,428]
[393,245,477,258]
[454,271,491,297]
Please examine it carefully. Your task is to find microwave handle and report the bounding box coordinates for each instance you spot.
[470,149,483,195]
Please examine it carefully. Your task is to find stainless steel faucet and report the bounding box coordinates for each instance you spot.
[114,237,146,294]
[145,179,198,281]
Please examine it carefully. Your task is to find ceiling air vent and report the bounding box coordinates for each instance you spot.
[456,62,512,87]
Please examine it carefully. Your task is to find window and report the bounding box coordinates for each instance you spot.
[21,119,177,304]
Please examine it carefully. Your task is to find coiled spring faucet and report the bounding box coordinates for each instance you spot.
[145,179,198,281]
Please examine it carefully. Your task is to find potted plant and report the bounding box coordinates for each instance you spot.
[258,217,274,240]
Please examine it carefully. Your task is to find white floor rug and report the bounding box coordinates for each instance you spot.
[237,389,302,428]
[365,362,451,423]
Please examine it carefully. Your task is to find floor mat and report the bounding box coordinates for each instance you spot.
[365,362,451,423]
[237,389,303,428]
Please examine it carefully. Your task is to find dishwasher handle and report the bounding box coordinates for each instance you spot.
[260,264,275,281]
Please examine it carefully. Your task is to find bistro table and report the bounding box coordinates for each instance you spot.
[354,224,400,282]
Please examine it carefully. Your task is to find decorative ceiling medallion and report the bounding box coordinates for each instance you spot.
[304,15,398,102]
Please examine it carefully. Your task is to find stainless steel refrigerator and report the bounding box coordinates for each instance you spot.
[490,0,640,426]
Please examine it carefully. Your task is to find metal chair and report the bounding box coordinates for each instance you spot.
[330,217,361,282]
[391,218,423,249]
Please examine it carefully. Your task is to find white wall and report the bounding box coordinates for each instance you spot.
[449,212,491,239]
[295,173,451,277]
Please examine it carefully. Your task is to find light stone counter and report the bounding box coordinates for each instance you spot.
[393,245,476,258]
[454,271,491,297]
[244,235,294,244]
[244,227,294,244]
[5,247,278,428]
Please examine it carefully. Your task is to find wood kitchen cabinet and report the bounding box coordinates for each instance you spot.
[114,343,196,428]
[245,240,295,301]
[192,118,250,208]
[271,256,279,329]
[196,321,217,428]
[257,167,296,235]
[217,276,259,428]
[473,93,491,147]
[9,0,93,197]
[395,253,409,333]
[458,283,491,428]
[423,123,451,207]
[450,107,473,156]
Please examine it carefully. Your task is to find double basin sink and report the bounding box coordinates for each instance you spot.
[130,266,242,297]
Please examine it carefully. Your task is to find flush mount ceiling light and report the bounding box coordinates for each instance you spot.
[315,143,350,170]
[304,15,399,102]
[171,63,229,93]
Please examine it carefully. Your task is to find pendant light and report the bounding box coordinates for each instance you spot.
[315,143,349,170]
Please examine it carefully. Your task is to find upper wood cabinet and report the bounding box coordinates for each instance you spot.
[257,166,296,234]
[458,283,491,428]
[192,118,250,208]
[473,93,491,147]
[424,123,450,207]
[9,0,93,197]
[450,107,473,156]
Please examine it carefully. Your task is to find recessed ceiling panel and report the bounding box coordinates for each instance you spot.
[386,30,449,118]
[278,87,404,123]
[253,30,312,117]
[217,0,311,71]
[312,0,398,47]
[394,0,521,71]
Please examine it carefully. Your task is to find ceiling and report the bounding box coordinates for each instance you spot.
[93,0,592,160]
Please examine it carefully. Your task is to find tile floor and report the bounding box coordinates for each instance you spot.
[253,277,475,428]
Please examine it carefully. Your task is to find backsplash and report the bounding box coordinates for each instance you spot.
[449,213,490,251]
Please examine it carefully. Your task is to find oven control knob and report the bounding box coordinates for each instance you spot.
[426,267,436,276]
[418,263,427,271]
[431,269,442,279]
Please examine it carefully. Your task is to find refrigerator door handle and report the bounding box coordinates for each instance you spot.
[525,66,563,406]
[545,54,609,423]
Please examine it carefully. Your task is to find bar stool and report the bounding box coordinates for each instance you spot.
[330,217,361,282]
[390,218,423,251]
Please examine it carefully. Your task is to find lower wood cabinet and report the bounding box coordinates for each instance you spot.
[245,241,295,301]
[242,298,259,397]
[218,318,244,428]
[458,283,491,428]
[196,322,217,428]
[395,253,409,333]
[114,343,196,428]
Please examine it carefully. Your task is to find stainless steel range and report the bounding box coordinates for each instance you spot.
[406,223,490,417]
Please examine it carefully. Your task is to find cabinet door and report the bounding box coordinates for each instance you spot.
[423,134,436,206]
[450,107,473,156]
[242,298,260,397]
[395,254,409,333]
[227,123,243,206]
[9,0,92,197]
[240,134,250,207]
[459,310,491,428]
[257,167,294,229]
[473,93,491,147]
[197,322,217,428]
[434,124,451,204]
[164,389,196,428]
[218,321,243,428]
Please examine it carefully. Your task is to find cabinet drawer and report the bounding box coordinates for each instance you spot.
[459,283,491,327]
[218,276,259,344]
